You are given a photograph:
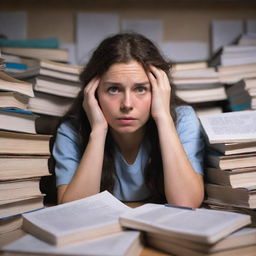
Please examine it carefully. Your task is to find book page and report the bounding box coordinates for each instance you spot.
[120,204,251,244]
[199,110,256,143]
[3,231,142,256]
[22,191,130,236]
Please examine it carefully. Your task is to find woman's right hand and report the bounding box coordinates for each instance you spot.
[82,77,108,132]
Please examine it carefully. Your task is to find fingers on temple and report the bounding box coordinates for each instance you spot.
[84,77,100,95]
[149,65,170,88]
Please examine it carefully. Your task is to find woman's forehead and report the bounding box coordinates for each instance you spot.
[102,61,148,79]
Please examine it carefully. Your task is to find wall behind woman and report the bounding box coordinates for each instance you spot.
[1,0,256,63]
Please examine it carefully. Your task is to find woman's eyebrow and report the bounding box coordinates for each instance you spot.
[134,82,150,86]
[103,82,122,86]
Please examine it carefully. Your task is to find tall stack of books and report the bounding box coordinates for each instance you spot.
[1,41,82,135]
[0,71,51,236]
[226,78,256,111]
[208,33,256,112]
[29,59,83,135]
[171,61,226,115]
[2,191,256,256]
[199,110,256,226]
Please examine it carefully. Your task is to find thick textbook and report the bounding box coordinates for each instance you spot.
[210,141,256,155]
[0,71,34,97]
[0,131,51,155]
[0,196,44,219]
[22,191,131,246]
[119,203,251,244]
[0,109,37,134]
[205,183,256,209]
[146,227,256,254]
[0,91,28,110]
[0,155,50,181]
[0,178,42,201]
[39,60,82,74]
[206,167,256,188]
[3,231,142,256]
[207,152,256,170]
[199,110,256,143]
[1,47,68,62]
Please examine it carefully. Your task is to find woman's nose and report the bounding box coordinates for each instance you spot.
[120,92,133,112]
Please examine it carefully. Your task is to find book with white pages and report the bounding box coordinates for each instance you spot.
[3,230,143,256]
[119,203,251,244]
[22,191,131,247]
[199,110,256,144]
[146,227,256,254]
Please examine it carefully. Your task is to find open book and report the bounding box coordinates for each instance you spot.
[119,203,251,244]
[199,110,256,143]
[22,191,251,248]
[22,191,131,246]
[3,231,142,256]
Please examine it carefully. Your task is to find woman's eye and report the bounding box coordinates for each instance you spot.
[107,87,119,94]
[135,87,147,94]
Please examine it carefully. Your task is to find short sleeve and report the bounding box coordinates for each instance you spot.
[52,121,82,186]
[175,106,205,175]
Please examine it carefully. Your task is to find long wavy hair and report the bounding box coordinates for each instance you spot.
[60,33,181,203]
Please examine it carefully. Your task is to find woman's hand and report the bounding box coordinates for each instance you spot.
[83,77,108,132]
[147,66,172,124]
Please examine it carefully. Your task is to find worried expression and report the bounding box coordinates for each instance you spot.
[97,61,152,135]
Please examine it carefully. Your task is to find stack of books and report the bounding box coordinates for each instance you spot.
[226,78,256,111]
[0,71,51,236]
[199,110,256,226]
[29,59,83,135]
[210,33,256,85]
[2,191,256,256]
[171,61,226,115]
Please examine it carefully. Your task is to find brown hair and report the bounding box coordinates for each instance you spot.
[61,33,180,203]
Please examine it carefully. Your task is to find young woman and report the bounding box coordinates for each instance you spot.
[53,33,205,207]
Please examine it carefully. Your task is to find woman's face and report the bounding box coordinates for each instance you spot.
[97,61,151,136]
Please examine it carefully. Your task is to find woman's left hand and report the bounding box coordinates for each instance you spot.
[147,65,172,123]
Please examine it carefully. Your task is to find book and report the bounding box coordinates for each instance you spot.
[39,60,82,74]
[39,68,80,82]
[0,71,34,97]
[205,183,256,209]
[199,110,256,144]
[0,37,59,48]
[119,203,251,244]
[22,191,131,246]
[175,87,227,103]
[0,229,26,249]
[204,201,256,227]
[0,196,44,219]
[0,47,69,62]
[218,63,256,84]
[0,215,23,235]
[206,167,256,188]
[0,155,50,181]
[34,76,81,98]
[0,91,28,110]
[0,109,38,134]
[3,231,143,256]
[207,152,256,170]
[146,227,256,254]
[172,61,208,71]
[0,178,42,201]
[209,141,256,155]
[147,236,256,256]
[27,92,73,117]
[0,131,51,155]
